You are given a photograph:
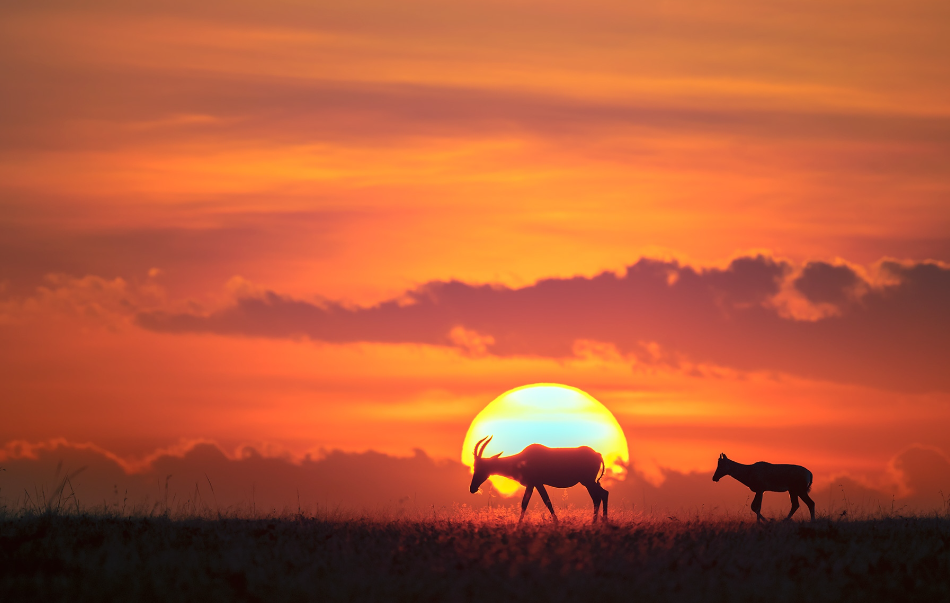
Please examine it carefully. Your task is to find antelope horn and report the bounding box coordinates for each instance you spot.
[477,435,493,458]
[480,435,494,457]
[474,436,489,458]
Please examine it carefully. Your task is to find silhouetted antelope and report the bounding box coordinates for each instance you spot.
[713,453,815,522]
[469,436,609,522]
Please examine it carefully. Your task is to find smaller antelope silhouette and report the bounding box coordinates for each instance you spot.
[470,436,609,522]
[713,453,815,522]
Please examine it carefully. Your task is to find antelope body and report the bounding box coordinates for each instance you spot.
[713,453,815,522]
[470,436,609,522]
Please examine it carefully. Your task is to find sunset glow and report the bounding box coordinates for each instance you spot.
[1,0,949,514]
[461,384,629,495]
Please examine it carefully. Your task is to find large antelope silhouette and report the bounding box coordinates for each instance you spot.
[469,436,609,522]
[713,453,815,522]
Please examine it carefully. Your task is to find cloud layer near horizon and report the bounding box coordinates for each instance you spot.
[137,255,950,392]
[2,440,946,516]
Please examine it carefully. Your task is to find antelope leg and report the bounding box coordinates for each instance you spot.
[519,485,535,523]
[584,482,602,522]
[801,492,816,521]
[751,492,766,523]
[536,485,558,522]
[786,492,800,521]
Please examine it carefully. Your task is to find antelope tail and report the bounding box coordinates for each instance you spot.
[597,457,606,483]
[806,469,813,493]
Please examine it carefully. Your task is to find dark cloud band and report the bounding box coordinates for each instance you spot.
[137,255,950,392]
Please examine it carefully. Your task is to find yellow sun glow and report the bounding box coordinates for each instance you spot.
[461,383,629,496]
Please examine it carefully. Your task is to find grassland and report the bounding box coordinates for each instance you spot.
[2,507,949,602]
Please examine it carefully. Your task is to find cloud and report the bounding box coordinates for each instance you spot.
[5,58,950,157]
[0,210,355,295]
[0,273,167,328]
[807,445,950,515]
[793,261,863,306]
[137,255,950,392]
[0,440,471,513]
[890,445,950,507]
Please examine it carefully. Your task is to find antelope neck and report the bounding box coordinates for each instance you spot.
[725,459,752,483]
[485,455,520,481]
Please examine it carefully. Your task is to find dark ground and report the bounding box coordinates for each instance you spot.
[2,511,949,602]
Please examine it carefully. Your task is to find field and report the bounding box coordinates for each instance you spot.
[2,507,950,603]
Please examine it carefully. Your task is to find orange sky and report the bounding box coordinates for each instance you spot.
[2,0,949,512]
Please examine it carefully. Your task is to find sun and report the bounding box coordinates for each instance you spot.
[461,383,629,496]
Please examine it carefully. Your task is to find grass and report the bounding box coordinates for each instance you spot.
[2,505,949,602]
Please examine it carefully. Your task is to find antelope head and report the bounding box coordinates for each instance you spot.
[470,435,502,494]
[712,453,729,482]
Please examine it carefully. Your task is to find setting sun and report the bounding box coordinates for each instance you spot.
[461,384,629,496]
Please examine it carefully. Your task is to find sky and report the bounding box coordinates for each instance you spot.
[1,0,949,515]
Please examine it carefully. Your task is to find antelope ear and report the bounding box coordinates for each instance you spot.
[720,453,725,459]
[491,452,503,459]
